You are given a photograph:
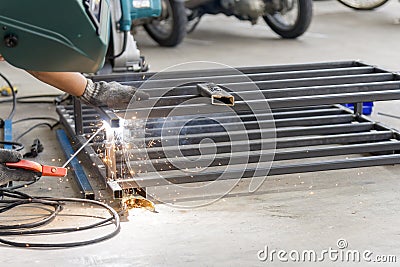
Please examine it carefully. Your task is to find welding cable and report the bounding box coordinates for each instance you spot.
[0,187,121,248]
[0,94,62,104]
[0,190,61,229]
[4,178,38,191]
[108,31,128,59]
[0,72,16,120]
[13,117,59,124]
[14,122,60,142]
[0,178,39,202]
[0,141,24,151]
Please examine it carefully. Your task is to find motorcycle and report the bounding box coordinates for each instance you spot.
[144,0,313,47]
[336,0,389,10]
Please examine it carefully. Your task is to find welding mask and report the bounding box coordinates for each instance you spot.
[0,0,111,73]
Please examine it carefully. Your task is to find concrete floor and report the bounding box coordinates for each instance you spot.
[1,1,400,266]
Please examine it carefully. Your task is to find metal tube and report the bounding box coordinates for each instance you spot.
[122,89,400,118]
[197,83,235,106]
[134,73,393,97]
[115,131,393,159]
[91,61,361,82]
[139,115,354,137]
[117,141,400,171]
[133,123,375,146]
[115,154,400,187]
[56,129,95,199]
[140,107,344,127]
[95,106,120,128]
[73,97,84,135]
[121,81,400,107]
[119,67,377,89]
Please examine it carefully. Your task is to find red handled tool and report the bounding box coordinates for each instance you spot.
[5,160,67,177]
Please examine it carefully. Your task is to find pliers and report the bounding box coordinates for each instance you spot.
[5,160,67,177]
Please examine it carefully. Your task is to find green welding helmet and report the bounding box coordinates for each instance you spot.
[0,0,110,73]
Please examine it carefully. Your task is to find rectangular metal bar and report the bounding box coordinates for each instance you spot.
[269,154,400,176]
[123,81,400,105]
[271,105,335,112]
[79,135,108,186]
[116,154,400,187]
[354,102,363,116]
[107,180,124,199]
[64,108,100,114]
[91,61,362,82]
[245,73,393,89]
[140,73,394,97]
[274,108,345,118]
[56,129,95,199]
[3,119,12,150]
[94,106,120,128]
[136,123,375,146]
[118,131,393,159]
[139,107,344,128]
[56,107,76,138]
[119,141,400,171]
[121,89,400,118]
[126,67,378,88]
[268,90,400,109]
[200,80,400,99]
[73,97,84,135]
[140,115,355,137]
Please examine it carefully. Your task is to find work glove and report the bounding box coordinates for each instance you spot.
[0,149,38,185]
[80,79,149,109]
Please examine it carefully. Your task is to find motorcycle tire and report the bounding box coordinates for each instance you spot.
[336,0,388,10]
[263,0,313,39]
[144,0,187,47]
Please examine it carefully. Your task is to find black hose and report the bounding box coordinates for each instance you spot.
[0,72,16,120]
[109,31,128,60]
[14,122,59,142]
[0,186,121,248]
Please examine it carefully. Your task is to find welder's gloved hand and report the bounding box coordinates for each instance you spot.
[0,149,38,185]
[80,79,149,109]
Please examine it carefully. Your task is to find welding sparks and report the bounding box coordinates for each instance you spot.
[121,196,156,212]
[147,139,156,148]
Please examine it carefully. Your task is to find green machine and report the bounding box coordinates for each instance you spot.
[0,0,162,73]
[0,0,111,73]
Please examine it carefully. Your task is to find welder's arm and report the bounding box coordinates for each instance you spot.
[0,149,38,185]
[1,55,149,109]
[27,71,88,96]
[27,71,149,109]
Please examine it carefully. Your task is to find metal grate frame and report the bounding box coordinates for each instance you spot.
[56,61,400,198]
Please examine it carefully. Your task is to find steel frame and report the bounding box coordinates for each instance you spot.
[56,61,400,198]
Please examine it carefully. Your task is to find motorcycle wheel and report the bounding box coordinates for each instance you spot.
[336,0,388,10]
[263,0,313,39]
[144,0,187,47]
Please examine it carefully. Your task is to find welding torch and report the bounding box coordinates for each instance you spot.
[0,149,67,185]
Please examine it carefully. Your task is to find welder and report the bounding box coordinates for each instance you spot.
[0,75,146,183]
[0,56,151,185]
[0,69,148,180]
[0,0,153,185]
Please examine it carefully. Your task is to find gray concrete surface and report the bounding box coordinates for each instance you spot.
[1,1,400,266]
